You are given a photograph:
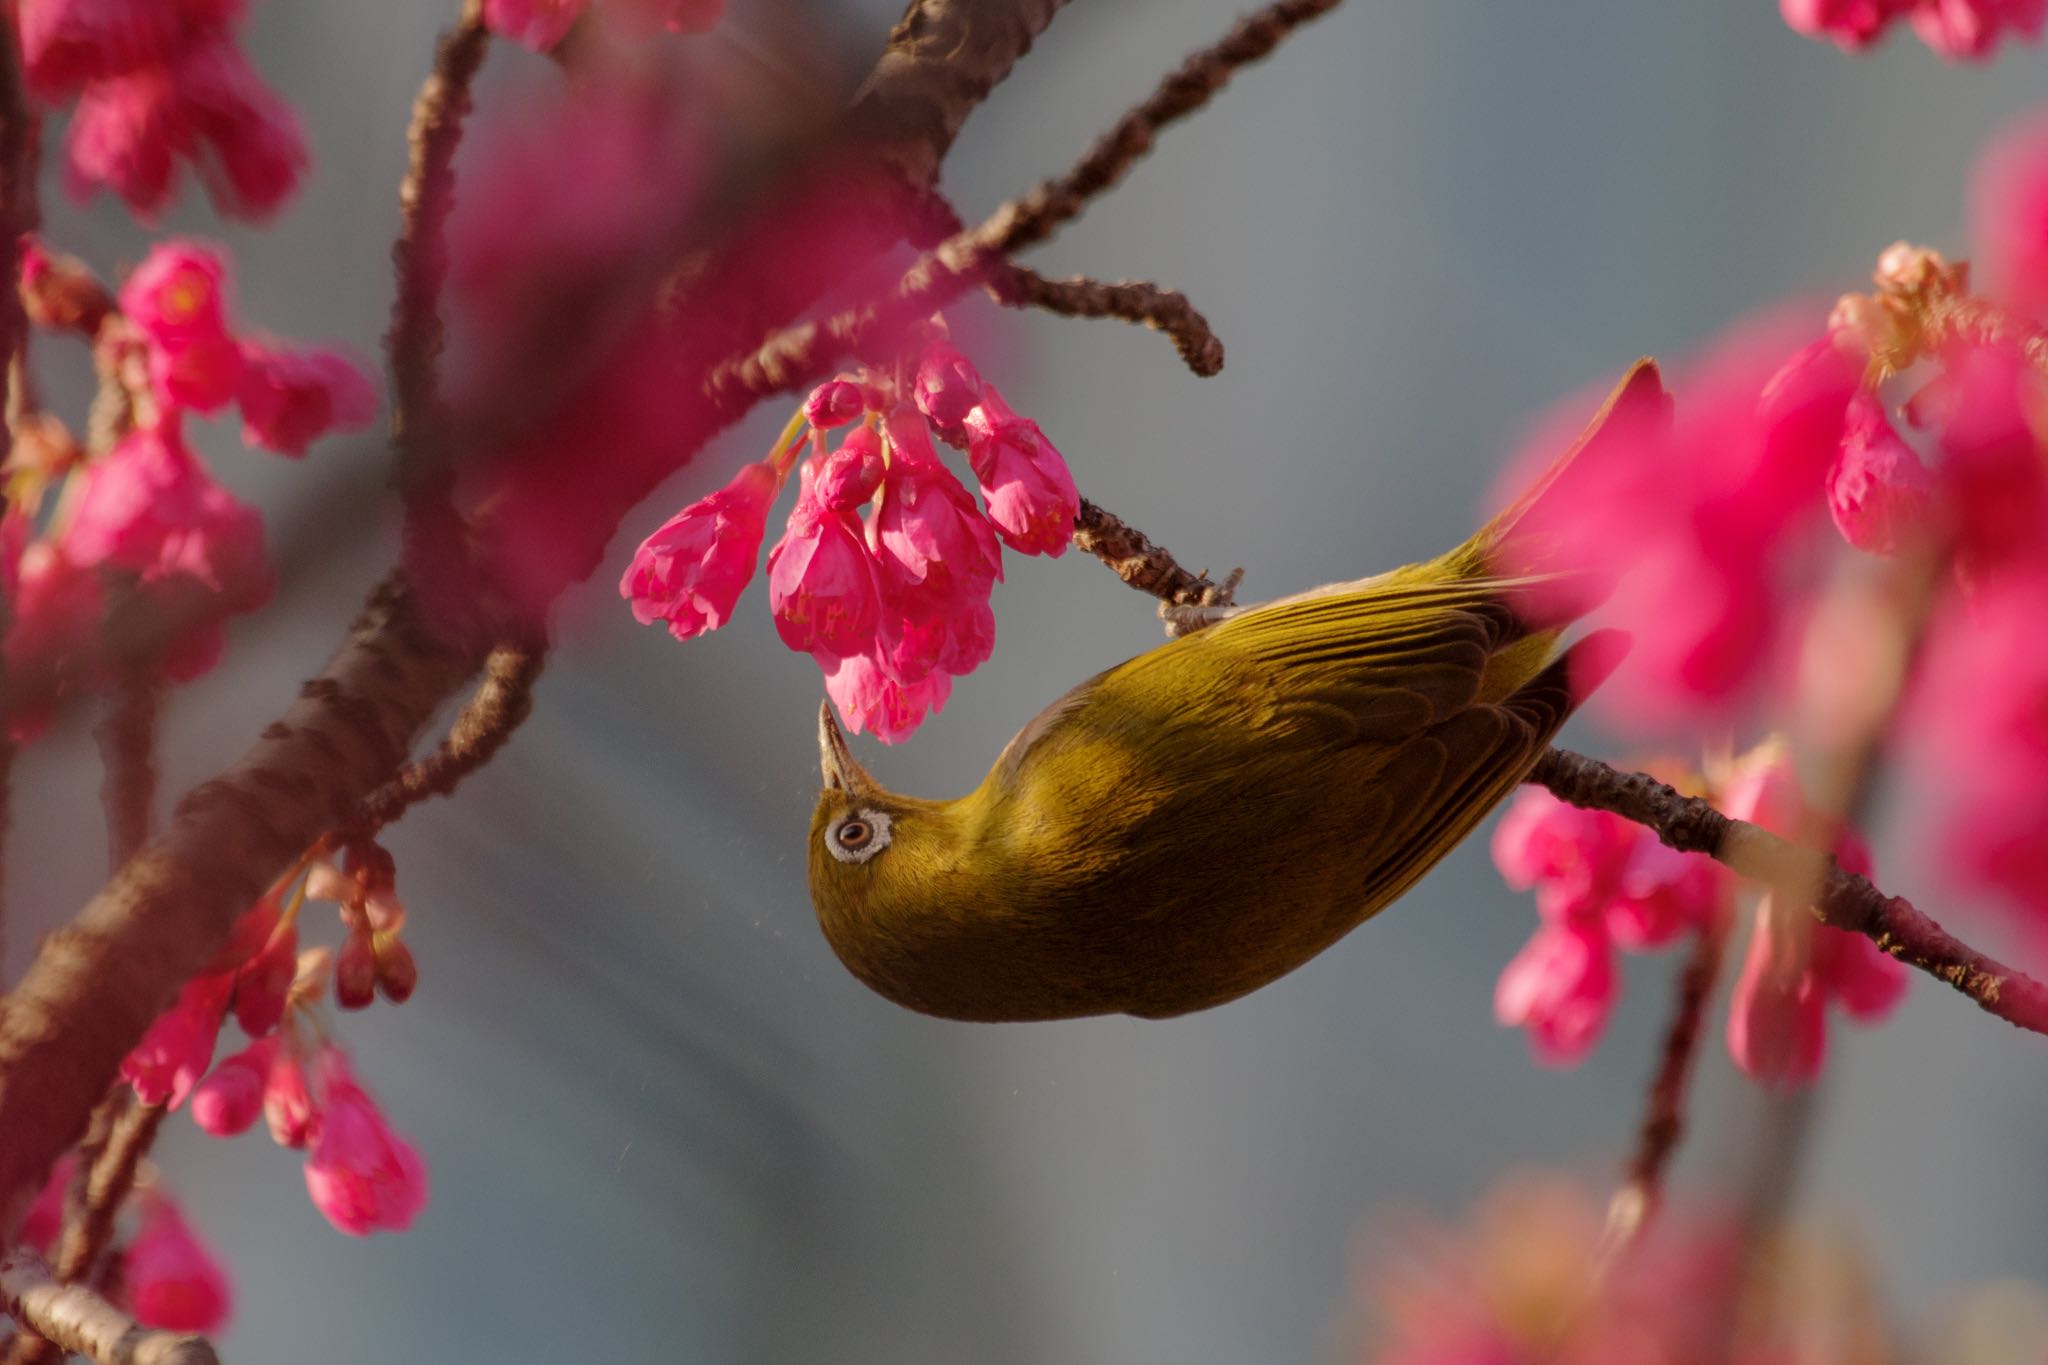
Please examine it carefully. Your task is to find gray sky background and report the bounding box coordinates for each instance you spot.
[10,3,2048,1361]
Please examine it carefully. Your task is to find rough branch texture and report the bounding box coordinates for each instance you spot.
[0,1250,215,1365]
[1532,747,2048,1036]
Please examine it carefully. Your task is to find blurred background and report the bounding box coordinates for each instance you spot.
[11,1,2048,1360]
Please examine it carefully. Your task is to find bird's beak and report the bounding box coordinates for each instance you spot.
[818,701,876,795]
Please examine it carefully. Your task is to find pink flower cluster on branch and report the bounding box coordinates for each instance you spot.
[1781,0,2043,59]
[1493,742,1904,1082]
[623,336,1079,741]
[17,0,308,218]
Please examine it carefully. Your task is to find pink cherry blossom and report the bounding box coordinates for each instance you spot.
[1909,0,2045,57]
[63,34,306,221]
[1827,390,1937,555]
[1780,0,1911,48]
[1727,906,1829,1086]
[812,428,886,512]
[621,461,777,640]
[1490,789,1636,927]
[119,239,231,346]
[122,972,232,1109]
[1935,344,2048,574]
[1606,837,1726,950]
[1971,110,2048,318]
[18,1155,77,1254]
[125,1196,232,1334]
[236,341,378,456]
[232,916,297,1036]
[912,340,985,432]
[303,1050,430,1236]
[819,650,953,744]
[190,1035,279,1137]
[64,423,273,612]
[804,380,868,431]
[962,384,1079,556]
[18,0,243,96]
[768,479,883,657]
[263,1045,317,1149]
[1493,923,1616,1066]
[482,0,591,50]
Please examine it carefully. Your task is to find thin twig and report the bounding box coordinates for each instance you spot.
[1600,914,1729,1254]
[93,670,161,874]
[351,639,546,837]
[388,0,488,504]
[1530,747,2048,1035]
[0,1249,215,1365]
[710,0,1341,404]
[1071,499,1240,624]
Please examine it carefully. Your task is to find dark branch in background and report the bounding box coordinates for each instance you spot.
[0,1249,215,1365]
[1601,916,1728,1254]
[93,670,161,873]
[0,9,34,983]
[711,0,1344,404]
[350,640,546,839]
[1531,747,2048,1035]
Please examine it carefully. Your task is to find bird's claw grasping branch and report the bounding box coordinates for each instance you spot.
[1531,746,2048,1037]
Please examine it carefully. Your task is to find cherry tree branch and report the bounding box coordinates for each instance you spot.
[0,1249,215,1365]
[0,0,1091,1230]
[1531,747,2048,1036]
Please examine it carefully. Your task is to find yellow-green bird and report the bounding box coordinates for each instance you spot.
[809,361,1664,1022]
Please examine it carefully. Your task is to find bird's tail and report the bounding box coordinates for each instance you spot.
[1448,358,1669,586]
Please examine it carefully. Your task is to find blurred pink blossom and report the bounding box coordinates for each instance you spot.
[1493,923,1616,1066]
[912,340,985,433]
[303,1050,430,1236]
[1971,109,2048,317]
[125,1196,232,1334]
[18,1155,77,1254]
[263,1045,317,1149]
[122,972,232,1109]
[1781,0,2043,56]
[483,0,721,50]
[236,341,378,456]
[231,916,297,1037]
[621,461,778,640]
[1826,390,1937,555]
[190,1035,280,1137]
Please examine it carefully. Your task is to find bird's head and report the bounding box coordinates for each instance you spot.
[807,702,973,1011]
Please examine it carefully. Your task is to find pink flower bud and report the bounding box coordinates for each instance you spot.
[263,1046,318,1149]
[1827,391,1936,555]
[768,483,883,657]
[236,341,378,456]
[122,972,232,1109]
[818,649,952,744]
[621,461,776,641]
[482,0,591,51]
[803,380,867,430]
[375,934,418,1005]
[962,384,1079,556]
[912,341,984,432]
[1727,905,1827,1087]
[191,1036,280,1137]
[303,1049,430,1236]
[336,927,377,1010]
[232,917,297,1036]
[813,428,886,511]
[1493,923,1616,1066]
[125,1196,232,1335]
[19,1155,77,1254]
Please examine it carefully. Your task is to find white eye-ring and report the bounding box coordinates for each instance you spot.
[825,809,892,865]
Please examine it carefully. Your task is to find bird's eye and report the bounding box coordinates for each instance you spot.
[825,809,892,865]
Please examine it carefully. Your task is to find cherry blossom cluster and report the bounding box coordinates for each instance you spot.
[19,1164,233,1335]
[1,239,374,737]
[1493,741,1906,1082]
[122,840,428,1241]
[18,0,308,219]
[1351,1172,2011,1363]
[1497,112,2048,954]
[482,0,723,51]
[622,337,1081,741]
[1780,0,2043,59]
